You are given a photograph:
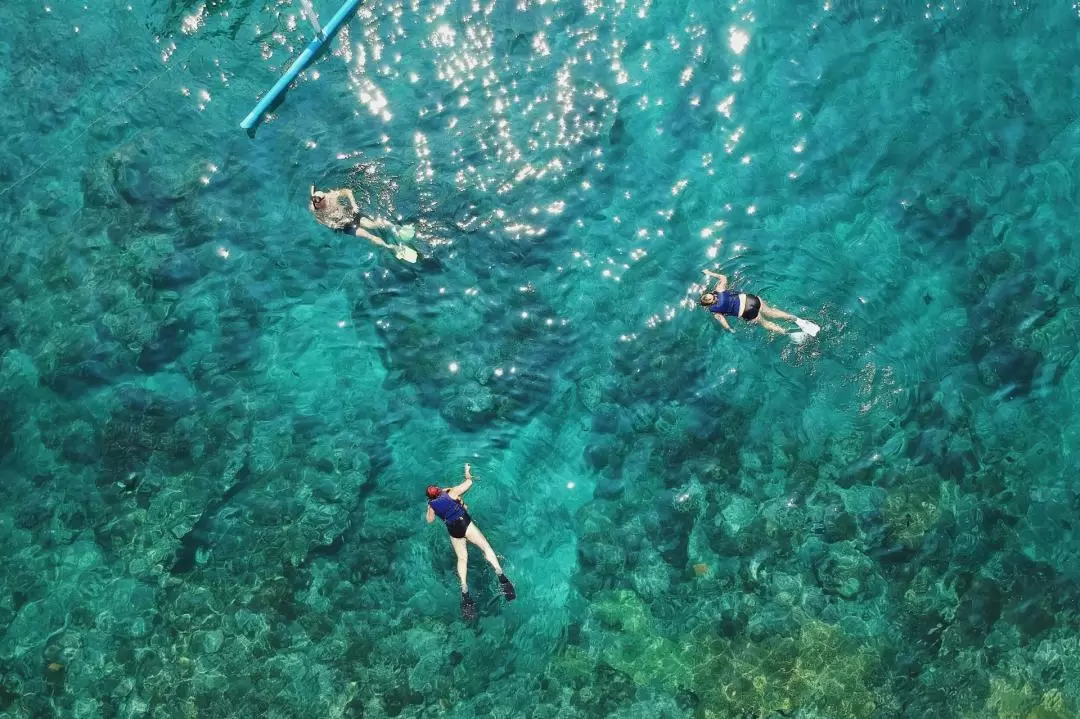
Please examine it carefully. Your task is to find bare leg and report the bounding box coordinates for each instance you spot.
[449,536,469,592]
[757,318,788,335]
[464,523,504,575]
[356,215,399,235]
[350,225,393,250]
[759,300,797,321]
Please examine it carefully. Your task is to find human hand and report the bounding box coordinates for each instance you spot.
[464,463,473,479]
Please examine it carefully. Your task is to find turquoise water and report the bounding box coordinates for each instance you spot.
[2,0,1080,715]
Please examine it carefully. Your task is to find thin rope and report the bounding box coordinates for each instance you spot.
[0,47,192,200]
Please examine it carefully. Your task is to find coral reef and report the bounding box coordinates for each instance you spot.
[1,0,1080,717]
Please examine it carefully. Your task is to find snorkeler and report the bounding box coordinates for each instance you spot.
[699,269,820,338]
[309,185,418,263]
[426,463,516,620]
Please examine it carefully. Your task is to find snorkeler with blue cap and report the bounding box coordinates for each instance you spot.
[700,269,820,339]
[309,184,419,263]
[426,463,516,620]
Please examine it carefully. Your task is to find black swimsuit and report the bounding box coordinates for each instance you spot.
[741,294,761,321]
[709,291,761,322]
[446,514,472,539]
[339,214,363,235]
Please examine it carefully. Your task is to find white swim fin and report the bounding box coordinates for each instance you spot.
[794,318,820,337]
[789,331,808,345]
[393,244,419,263]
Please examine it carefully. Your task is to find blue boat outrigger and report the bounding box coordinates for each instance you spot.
[240,0,364,132]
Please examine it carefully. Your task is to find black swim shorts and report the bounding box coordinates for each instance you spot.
[335,211,367,235]
[741,294,761,321]
[447,513,472,539]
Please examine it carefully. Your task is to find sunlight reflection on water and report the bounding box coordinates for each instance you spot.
[179,0,804,342]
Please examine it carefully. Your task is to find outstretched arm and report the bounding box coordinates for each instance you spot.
[703,269,728,292]
[714,314,735,333]
[426,506,435,523]
[448,463,474,500]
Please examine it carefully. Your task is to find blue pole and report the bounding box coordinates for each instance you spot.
[240,0,364,131]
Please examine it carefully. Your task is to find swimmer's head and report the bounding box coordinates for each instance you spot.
[700,292,718,306]
[311,191,326,209]
[426,485,442,500]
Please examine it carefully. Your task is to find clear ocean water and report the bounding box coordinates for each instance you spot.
[2,0,1080,716]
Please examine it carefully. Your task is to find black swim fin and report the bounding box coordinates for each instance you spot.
[461,591,477,621]
[498,574,516,601]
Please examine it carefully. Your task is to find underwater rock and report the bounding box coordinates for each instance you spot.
[970,274,1039,342]
[584,436,623,473]
[42,328,131,398]
[644,492,692,567]
[192,629,225,654]
[937,444,977,483]
[883,477,943,549]
[151,253,202,289]
[590,402,620,434]
[114,384,191,418]
[137,320,190,373]
[592,472,624,501]
[81,161,122,210]
[0,399,13,460]
[984,677,1074,719]
[14,494,54,530]
[576,513,645,583]
[909,428,948,465]
[977,248,1015,282]
[45,358,123,399]
[977,344,1042,397]
[823,509,859,543]
[630,549,671,600]
[952,576,1003,645]
[813,540,881,600]
[1011,600,1055,641]
[59,419,99,465]
[441,381,496,429]
[896,195,980,244]
[693,619,888,718]
[291,414,328,445]
[608,114,625,148]
[99,389,188,480]
[589,589,694,693]
[110,143,184,213]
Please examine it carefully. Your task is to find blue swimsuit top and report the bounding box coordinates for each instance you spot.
[429,492,466,524]
[708,290,742,317]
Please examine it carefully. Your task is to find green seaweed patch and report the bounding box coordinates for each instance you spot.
[550,645,598,683]
[883,476,943,549]
[694,620,887,719]
[986,679,1073,719]
[589,589,695,693]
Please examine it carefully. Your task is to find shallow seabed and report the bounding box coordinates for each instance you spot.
[2,0,1080,716]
